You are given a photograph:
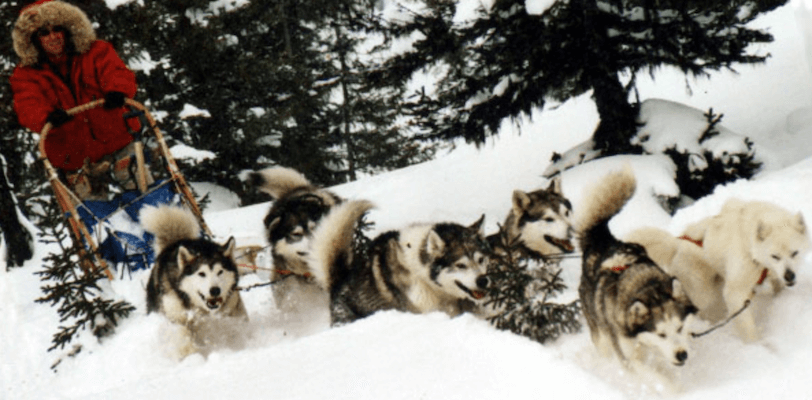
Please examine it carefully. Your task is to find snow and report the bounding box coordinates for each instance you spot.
[178,104,212,120]
[4,4,812,400]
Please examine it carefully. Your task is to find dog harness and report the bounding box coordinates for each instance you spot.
[678,235,703,247]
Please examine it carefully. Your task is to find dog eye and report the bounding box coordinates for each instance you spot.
[198,272,206,278]
[791,251,799,258]
[544,217,555,223]
[772,255,781,261]
[455,263,467,270]
[658,333,666,338]
[217,270,224,276]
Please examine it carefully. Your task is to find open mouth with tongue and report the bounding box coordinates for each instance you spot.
[544,235,575,253]
[456,281,487,300]
[200,293,224,310]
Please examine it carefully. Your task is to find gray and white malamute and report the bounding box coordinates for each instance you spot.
[488,177,575,260]
[577,167,697,389]
[141,205,247,357]
[245,166,341,311]
[307,201,491,325]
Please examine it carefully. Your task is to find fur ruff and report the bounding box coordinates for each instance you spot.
[13,0,96,66]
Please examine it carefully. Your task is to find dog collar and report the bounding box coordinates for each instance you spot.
[756,268,768,285]
[609,264,629,273]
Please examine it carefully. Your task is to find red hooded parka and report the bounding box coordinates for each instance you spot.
[10,0,138,171]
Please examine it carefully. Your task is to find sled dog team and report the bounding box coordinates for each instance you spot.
[140,165,810,388]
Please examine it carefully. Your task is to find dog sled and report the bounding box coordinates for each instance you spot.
[39,98,210,279]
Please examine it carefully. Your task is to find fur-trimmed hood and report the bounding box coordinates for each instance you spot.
[12,0,96,66]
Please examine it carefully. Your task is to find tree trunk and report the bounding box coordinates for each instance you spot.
[0,155,33,269]
[335,24,358,182]
[590,71,640,155]
[576,0,641,155]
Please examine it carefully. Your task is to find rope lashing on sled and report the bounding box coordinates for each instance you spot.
[691,299,751,338]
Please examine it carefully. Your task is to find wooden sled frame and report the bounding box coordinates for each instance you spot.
[39,98,211,279]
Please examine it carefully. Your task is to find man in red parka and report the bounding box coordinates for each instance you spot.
[10,0,140,200]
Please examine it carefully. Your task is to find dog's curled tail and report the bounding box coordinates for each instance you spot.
[307,200,375,291]
[575,166,636,247]
[242,166,312,199]
[140,205,201,253]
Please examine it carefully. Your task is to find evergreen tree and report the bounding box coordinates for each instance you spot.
[377,0,787,155]
[316,0,436,181]
[484,227,581,344]
[34,196,135,358]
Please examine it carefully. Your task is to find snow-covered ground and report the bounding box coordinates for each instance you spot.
[3,3,812,400]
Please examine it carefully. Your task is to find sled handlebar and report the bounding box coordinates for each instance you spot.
[38,98,212,238]
[38,98,139,158]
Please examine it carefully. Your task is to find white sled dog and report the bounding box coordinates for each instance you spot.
[487,177,575,260]
[245,166,341,313]
[307,200,491,325]
[141,205,247,358]
[627,199,810,342]
[577,167,697,390]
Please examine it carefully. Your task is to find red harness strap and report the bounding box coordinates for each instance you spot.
[610,265,629,273]
[275,269,313,279]
[756,268,769,285]
[678,235,703,247]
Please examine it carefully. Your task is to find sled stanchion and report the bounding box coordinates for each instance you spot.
[39,123,114,280]
[133,141,148,193]
[124,98,212,237]
[38,98,211,279]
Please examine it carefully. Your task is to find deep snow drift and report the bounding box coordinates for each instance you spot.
[3,3,812,400]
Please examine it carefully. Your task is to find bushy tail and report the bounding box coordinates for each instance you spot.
[307,200,374,291]
[576,166,636,250]
[140,205,201,253]
[242,166,312,199]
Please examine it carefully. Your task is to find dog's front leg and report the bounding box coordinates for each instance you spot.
[723,273,759,342]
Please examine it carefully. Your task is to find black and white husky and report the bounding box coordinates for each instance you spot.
[307,200,491,325]
[245,166,341,312]
[141,205,246,357]
[489,177,575,260]
[577,167,697,390]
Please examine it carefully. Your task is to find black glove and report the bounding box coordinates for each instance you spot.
[103,91,126,109]
[46,109,72,128]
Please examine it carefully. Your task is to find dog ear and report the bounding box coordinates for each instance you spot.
[671,278,692,304]
[469,214,485,234]
[425,229,446,258]
[756,221,772,241]
[547,176,562,194]
[796,212,806,235]
[222,236,236,259]
[267,216,282,232]
[629,300,649,325]
[512,190,531,213]
[177,246,195,271]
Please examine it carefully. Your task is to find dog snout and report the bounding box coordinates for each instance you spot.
[476,275,489,289]
[210,287,221,297]
[785,269,796,286]
[675,350,688,364]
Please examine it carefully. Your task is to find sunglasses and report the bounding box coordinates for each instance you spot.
[35,26,66,38]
